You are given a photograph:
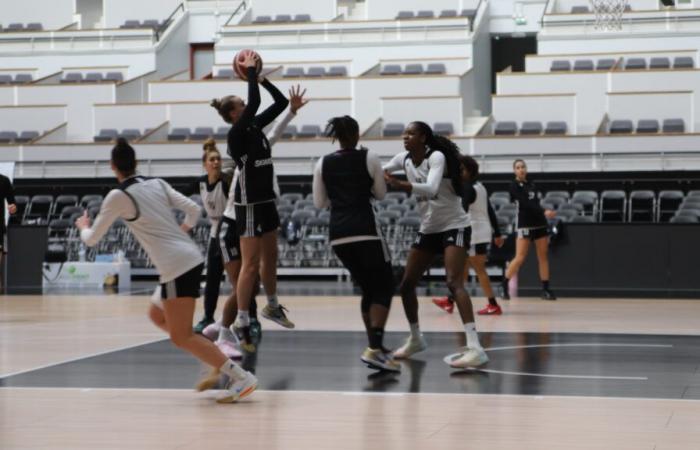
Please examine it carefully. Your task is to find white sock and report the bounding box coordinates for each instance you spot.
[464,322,482,350]
[409,322,421,339]
[219,360,247,381]
[217,326,235,343]
[267,294,279,308]
[236,310,250,327]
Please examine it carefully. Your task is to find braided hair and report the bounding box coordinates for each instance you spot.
[409,121,463,197]
[325,115,360,149]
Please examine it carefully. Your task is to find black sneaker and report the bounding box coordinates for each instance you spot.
[250,318,263,345]
[193,317,215,334]
[232,320,256,353]
[502,280,510,300]
[541,289,557,301]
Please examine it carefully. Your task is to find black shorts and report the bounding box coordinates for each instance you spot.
[0,229,4,253]
[332,239,394,306]
[469,242,489,256]
[235,201,280,238]
[517,226,548,241]
[217,217,241,263]
[161,263,203,300]
[412,227,471,254]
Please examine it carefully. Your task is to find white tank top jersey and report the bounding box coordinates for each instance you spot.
[384,150,470,234]
[470,182,493,245]
[199,178,228,238]
[80,176,204,283]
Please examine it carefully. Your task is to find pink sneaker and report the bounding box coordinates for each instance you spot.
[203,322,221,341]
[217,339,242,359]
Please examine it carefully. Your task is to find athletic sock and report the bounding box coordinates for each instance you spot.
[542,280,550,290]
[369,327,385,350]
[464,322,482,350]
[409,322,421,339]
[219,360,247,381]
[218,326,235,343]
[236,310,250,327]
[266,294,279,309]
[488,297,498,306]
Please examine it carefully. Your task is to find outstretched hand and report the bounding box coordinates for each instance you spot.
[289,84,309,114]
[241,52,259,69]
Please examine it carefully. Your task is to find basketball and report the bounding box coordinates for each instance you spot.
[233,49,263,80]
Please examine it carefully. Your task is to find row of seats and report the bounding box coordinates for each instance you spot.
[61,72,124,83]
[0,131,40,144]
[383,122,454,137]
[0,23,43,32]
[550,56,694,72]
[570,5,631,13]
[494,121,567,136]
[168,127,226,141]
[94,129,144,142]
[252,14,312,24]
[0,74,33,84]
[609,118,685,134]
[10,194,104,225]
[119,19,170,30]
[282,66,347,78]
[396,9,476,20]
[380,63,447,76]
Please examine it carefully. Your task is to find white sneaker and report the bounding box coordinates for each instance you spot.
[392,334,428,359]
[445,347,489,369]
[361,347,402,372]
[217,371,258,404]
[203,322,221,341]
[216,339,242,359]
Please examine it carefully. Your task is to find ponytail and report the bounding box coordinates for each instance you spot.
[411,121,463,197]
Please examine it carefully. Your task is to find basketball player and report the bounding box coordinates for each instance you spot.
[432,155,506,315]
[0,173,17,293]
[383,122,488,369]
[210,52,294,351]
[75,138,256,403]
[502,159,557,300]
[313,115,400,372]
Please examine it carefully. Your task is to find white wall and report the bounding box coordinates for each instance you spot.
[76,0,104,29]
[0,105,67,133]
[381,97,463,133]
[94,104,167,133]
[0,87,15,106]
[103,0,181,28]
[249,0,337,21]
[155,14,190,80]
[539,34,700,56]
[0,0,75,29]
[607,92,694,131]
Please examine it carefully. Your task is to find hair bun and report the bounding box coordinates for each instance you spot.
[203,138,217,152]
[210,98,221,109]
[116,137,129,147]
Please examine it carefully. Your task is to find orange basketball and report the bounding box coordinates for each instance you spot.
[233,49,263,80]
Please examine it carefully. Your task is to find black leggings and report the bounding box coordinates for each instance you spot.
[203,237,224,321]
[333,240,395,312]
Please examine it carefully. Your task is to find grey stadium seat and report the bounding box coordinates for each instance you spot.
[433,122,454,136]
[306,67,326,77]
[550,60,571,72]
[327,66,347,77]
[546,190,571,200]
[190,127,214,141]
[670,215,698,223]
[214,127,229,140]
[609,120,634,134]
[658,190,684,222]
[214,69,234,79]
[15,131,39,143]
[570,215,595,223]
[425,63,447,74]
[167,128,190,141]
[624,58,646,70]
[283,67,305,78]
[440,10,458,18]
[280,193,303,204]
[7,23,24,31]
[380,65,402,76]
[0,75,12,84]
[383,123,405,137]
[94,129,118,142]
[403,64,424,75]
[13,74,33,84]
[571,6,590,13]
[281,125,297,139]
[293,14,311,22]
[142,19,159,29]
[673,56,694,69]
[274,15,292,22]
[297,125,322,138]
[600,190,627,222]
[396,11,415,19]
[416,11,435,18]
[520,121,543,135]
[629,190,656,222]
[253,16,272,24]
[119,129,141,141]
[105,72,124,82]
[494,121,517,135]
[0,132,18,143]
[636,120,659,134]
[573,60,594,71]
[460,9,477,19]
[544,121,567,135]
[122,20,141,28]
[662,118,685,133]
[61,72,83,83]
[649,57,670,69]
[83,72,103,83]
[596,59,616,70]
[26,23,43,31]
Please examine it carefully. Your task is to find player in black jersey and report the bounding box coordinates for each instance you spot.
[313,115,400,373]
[210,52,293,349]
[503,159,557,300]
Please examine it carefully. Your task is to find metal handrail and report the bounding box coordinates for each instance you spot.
[155,2,185,40]
[540,0,552,27]
[224,1,247,27]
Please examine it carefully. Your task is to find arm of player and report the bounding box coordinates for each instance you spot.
[312,158,330,209]
[367,152,387,200]
[77,190,128,246]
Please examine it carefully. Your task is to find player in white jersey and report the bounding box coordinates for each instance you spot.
[203,85,308,351]
[383,122,488,369]
[75,138,256,403]
[433,155,506,315]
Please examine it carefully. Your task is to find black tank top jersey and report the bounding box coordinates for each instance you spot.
[322,148,380,241]
[509,179,547,229]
